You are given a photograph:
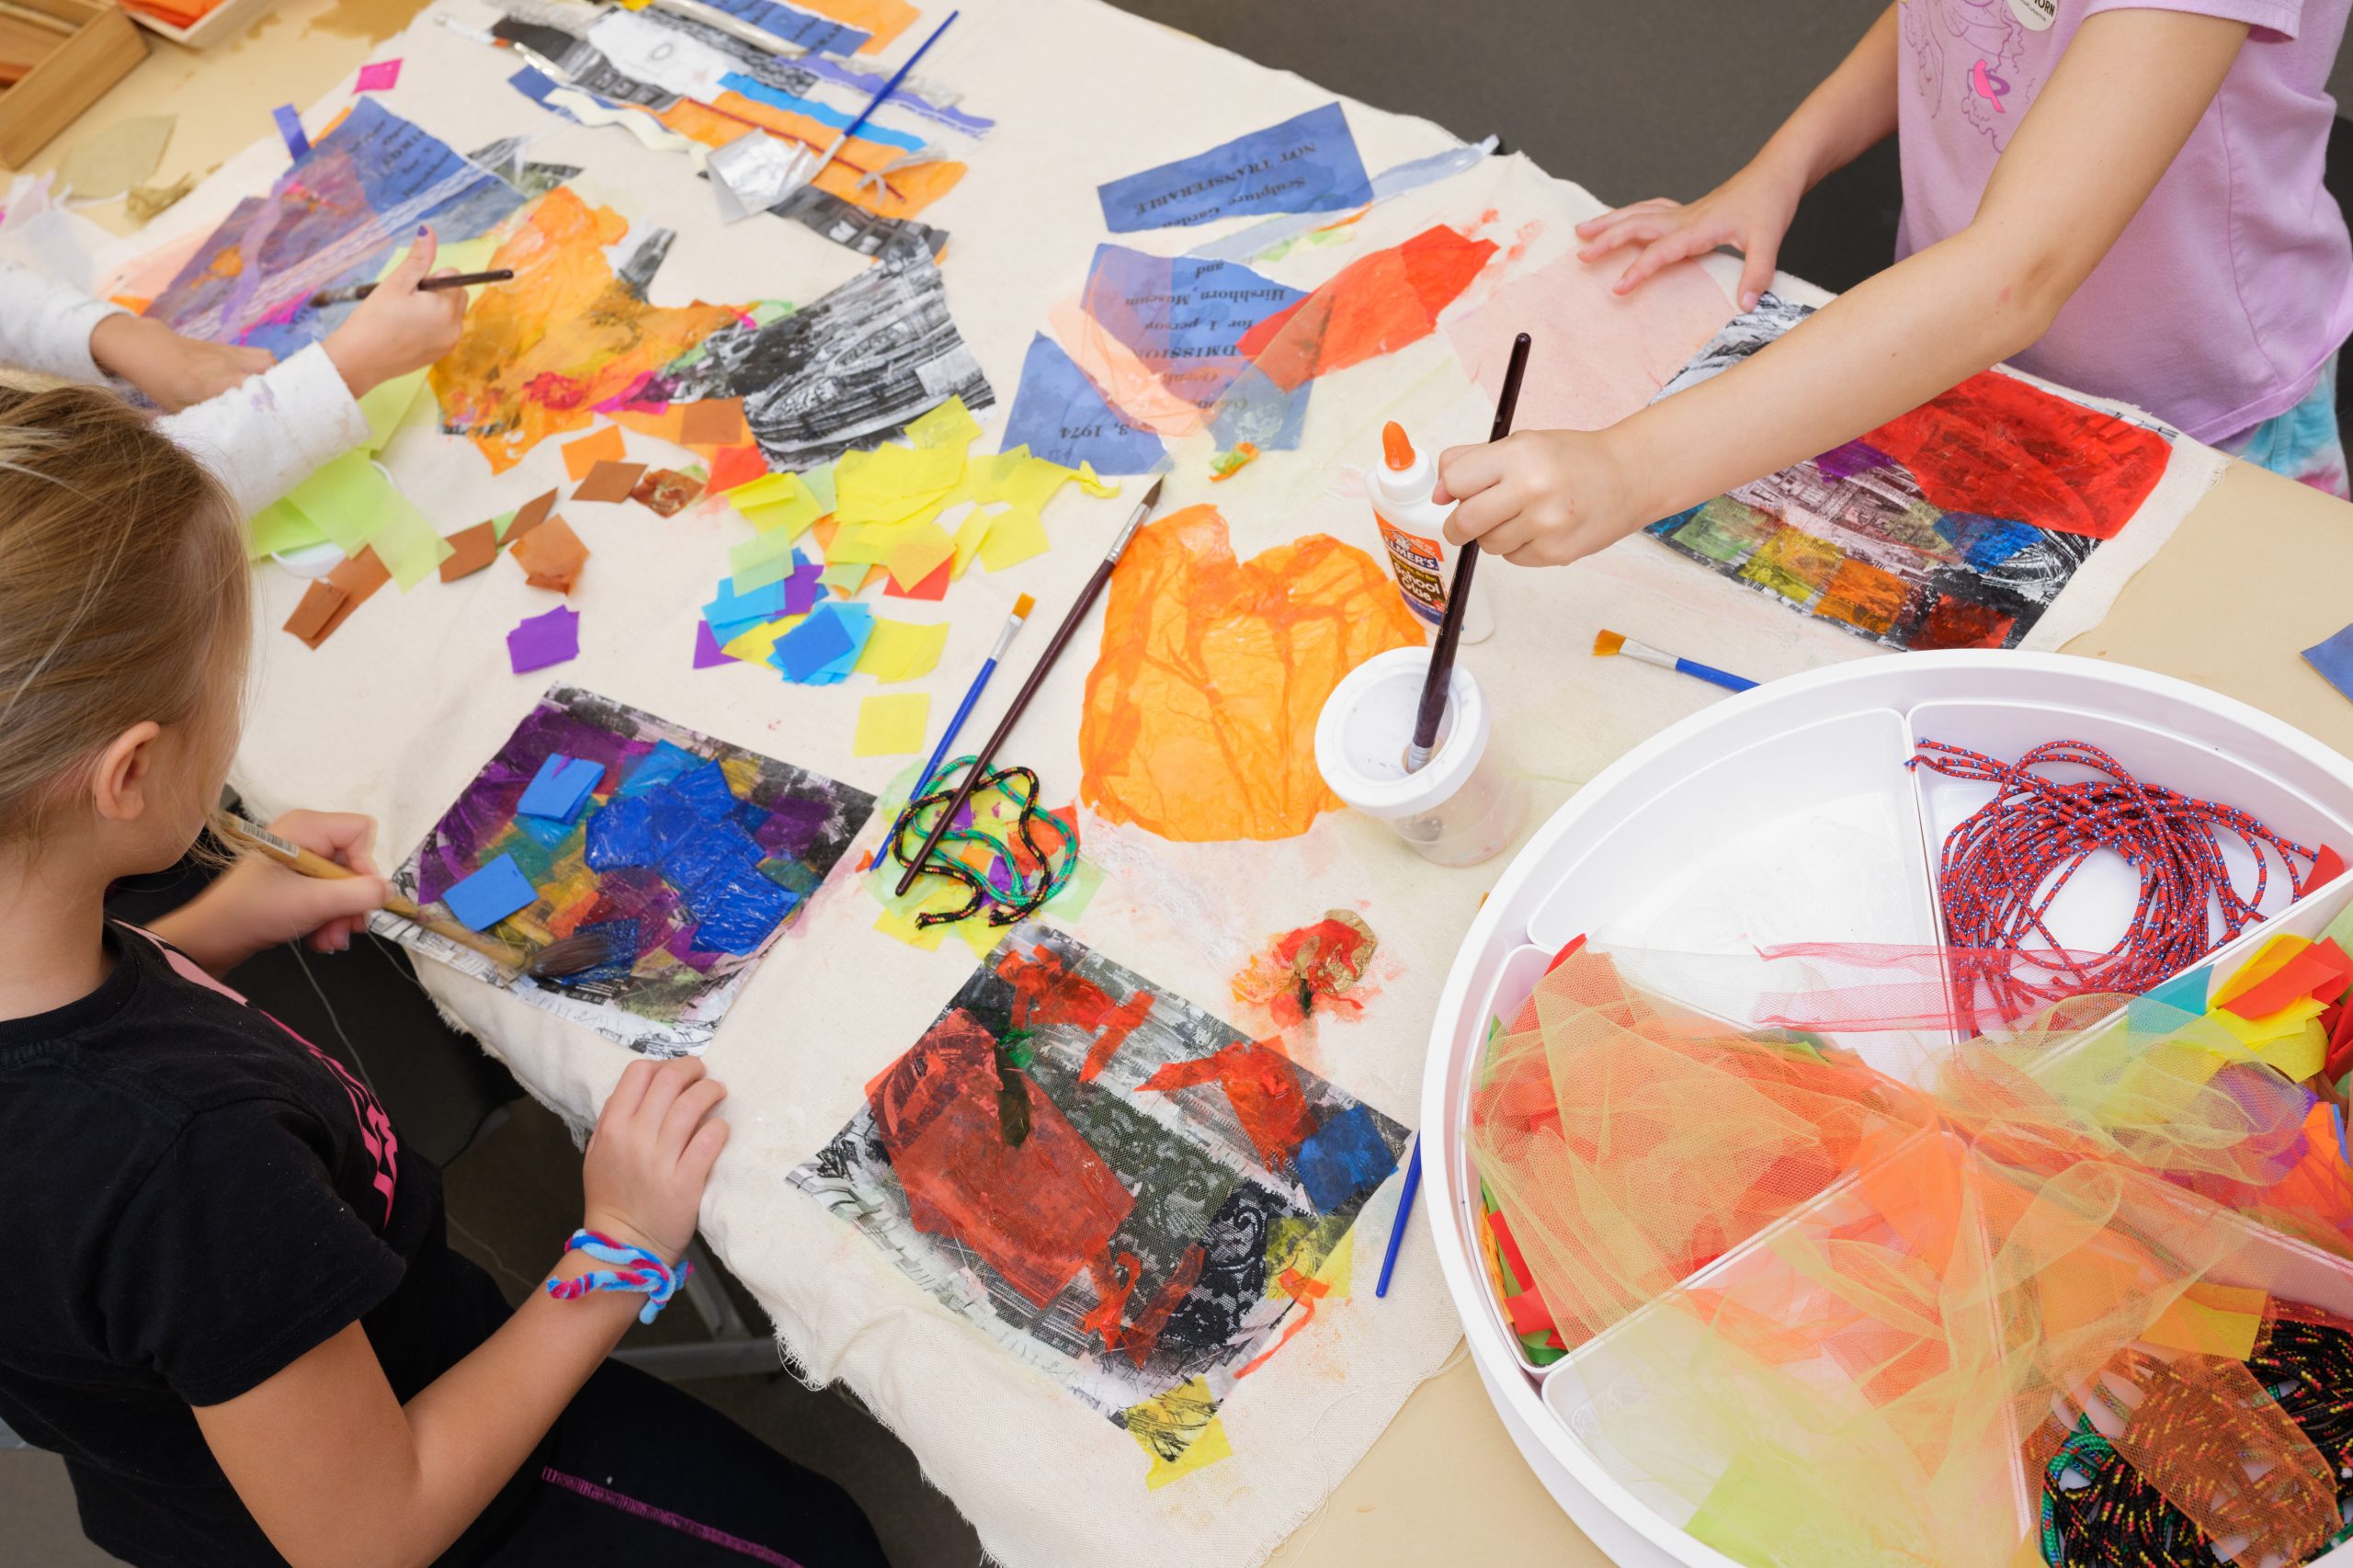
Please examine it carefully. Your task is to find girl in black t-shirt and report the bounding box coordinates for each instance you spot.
[0,387,889,1568]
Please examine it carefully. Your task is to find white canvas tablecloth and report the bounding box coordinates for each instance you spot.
[97,2,2222,1562]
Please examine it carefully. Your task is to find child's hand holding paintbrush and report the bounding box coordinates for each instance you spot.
[145,812,393,975]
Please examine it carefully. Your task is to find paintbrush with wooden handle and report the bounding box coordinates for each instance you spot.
[221,819,526,971]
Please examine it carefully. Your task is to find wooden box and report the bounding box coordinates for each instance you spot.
[0,0,147,169]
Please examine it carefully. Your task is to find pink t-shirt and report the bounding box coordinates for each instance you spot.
[1894,0,2353,441]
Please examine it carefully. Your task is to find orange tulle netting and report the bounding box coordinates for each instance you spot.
[1472,949,2353,1567]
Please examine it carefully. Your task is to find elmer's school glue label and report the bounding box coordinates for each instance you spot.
[1371,422,1493,643]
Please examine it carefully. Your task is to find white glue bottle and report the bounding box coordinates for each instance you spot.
[1370,421,1494,643]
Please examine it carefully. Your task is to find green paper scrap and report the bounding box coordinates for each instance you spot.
[801,461,837,514]
[818,561,869,594]
[1044,857,1105,921]
[277,451,445,586]
[730,529,802,593]
[283,451,391,553]
[247,500,329,560]
[1686,1449,1807,1564]
[356,369,429,454]
[371,492,454,590]
[487,507,520,542]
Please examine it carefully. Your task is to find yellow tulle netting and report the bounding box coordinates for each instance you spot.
[1471,949,2353,1568]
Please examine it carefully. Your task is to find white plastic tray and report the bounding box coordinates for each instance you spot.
[1426,652,2353,1568]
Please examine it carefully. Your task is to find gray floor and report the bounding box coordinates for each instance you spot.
[16,3,2346,1563]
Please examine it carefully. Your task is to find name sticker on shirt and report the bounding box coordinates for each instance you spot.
[2007,0,2058,29]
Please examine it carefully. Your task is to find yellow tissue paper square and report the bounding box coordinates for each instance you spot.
[873,904,948,951]
[2211,995,2328,1049]
[738,473,824,539]
[730,530,802,593]
[724,472,806,508]
[723,617,802,664]
[978,505,1050,573]
[885,522,955,591]
[835,444,966,527]
[854,692,931,756]
[949,913,1003,960]
[2257,1020,2328,1082]
[950,506,995,579]
[905,396,982,449]
[825,522,903,566]
[856,619,949,682]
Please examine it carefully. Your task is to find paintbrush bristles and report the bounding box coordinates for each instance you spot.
[1593,629,1627,656]
[526,925,633,980]
[1013,593,1035,619]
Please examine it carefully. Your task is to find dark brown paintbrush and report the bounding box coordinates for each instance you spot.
[892,476,1166,899]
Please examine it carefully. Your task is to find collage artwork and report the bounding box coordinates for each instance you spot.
[91,8,2209,1515]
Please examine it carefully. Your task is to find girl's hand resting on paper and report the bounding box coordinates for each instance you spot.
[1574,154,1806,312]
[88,315,274,413]
[149,811,387,974]
[581,1057,731,1265]
[1436,428,1654,569]
[322,225,470,399]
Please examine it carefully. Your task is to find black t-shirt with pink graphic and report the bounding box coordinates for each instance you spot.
[0,922,525,1566]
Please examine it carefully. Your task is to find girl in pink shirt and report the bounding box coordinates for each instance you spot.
[1439,1,2353,564]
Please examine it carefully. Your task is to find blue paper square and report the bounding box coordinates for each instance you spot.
[584,794,654,870]
[2304,621,2353,705]
[772,605,858,682]
[443,854,537,931]
[2131,965,2213,1035]
[704,577,787,631]
[670,759,742,822]
[517,754,604,824]
[618,741,701,799]
[1293,1103,1398,1215]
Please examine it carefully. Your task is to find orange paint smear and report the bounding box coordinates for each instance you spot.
[1234,1267,1329,1378]
[654,96,964,220]
[1235,223,1498,392]
[431,189,740,473]
[1079,506,1425,843]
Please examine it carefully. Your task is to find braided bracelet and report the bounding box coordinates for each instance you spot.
[544,1229,690,1325]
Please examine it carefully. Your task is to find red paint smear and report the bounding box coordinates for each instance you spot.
[1081,1249,1143,1350]
[1861,370,2170,540]
[1234,1267,1330,1378]
[997,944,1155,1084]
[521,371,591,413]
[1235,224,1498,393]
[1233,915,1379,1031]
[1120,1244,1205,1368]
[1138,1040,1320,1166]
[1913,594,2014,651]
[868,1008,1133,1307]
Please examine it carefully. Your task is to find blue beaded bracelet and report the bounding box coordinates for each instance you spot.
[545,1229,689,1324]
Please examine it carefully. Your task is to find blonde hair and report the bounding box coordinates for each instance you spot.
[0,375,247,848]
